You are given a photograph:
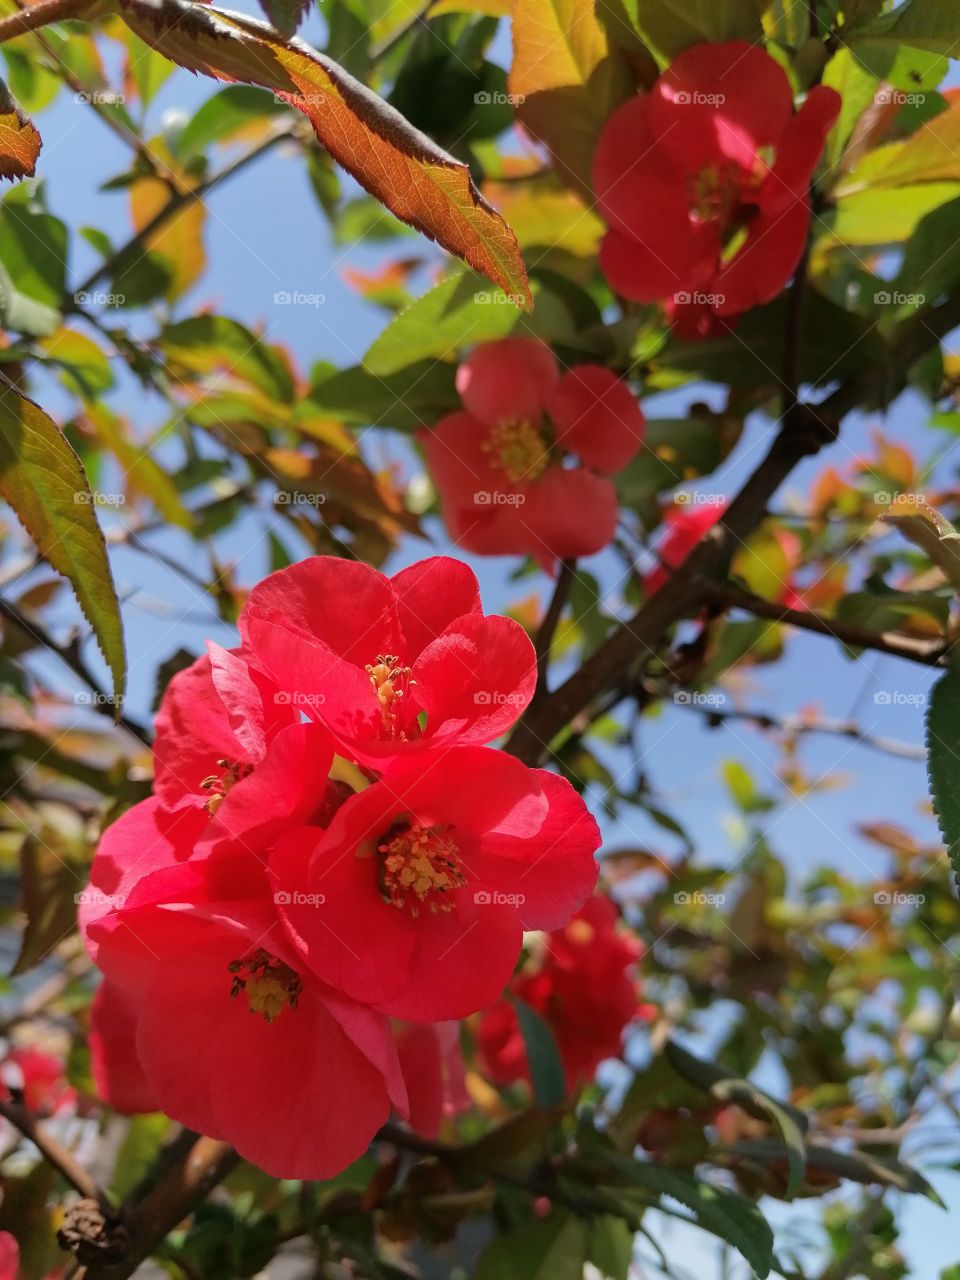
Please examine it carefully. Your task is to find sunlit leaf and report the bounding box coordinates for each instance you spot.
[0,76,40,182]
[115,0,530,305]
[0,376,125,701]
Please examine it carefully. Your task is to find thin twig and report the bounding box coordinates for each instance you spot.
[533,558,575,700]
[0,1098,102,1201]
[0,0,93,42]
[0,596,151,745]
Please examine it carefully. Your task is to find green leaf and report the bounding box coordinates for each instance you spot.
[850,0,960,57]
[587,1215,633,1280]
[0,376,125,702]
[258,0,310,34]
[615,417,726,511]
[159,315,295,403]
[882,495,960,595]
[599,1157,774,1278]
[110,1114,169,1199]
[13,830,84,976]
[826,182,960,248]
[926,668,960,887]
[632,0,762,62]
[0,185,67,336]
[820,48,879,180]
[178,85,289,158]
[476,1211,588,1280]
[85,404,193,531]
[510,994,567,1108]
[363,270,526,376]
[306,359,458,431]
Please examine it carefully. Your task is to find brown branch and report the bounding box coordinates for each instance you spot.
[77,1137,238,1280]
[700,580,952,668]
[0,596,151,745]
[533,558,575,700]
[67,123,297,306]
[0,0,94,41]
[0,1098,102,1201]
[507,286,960,765]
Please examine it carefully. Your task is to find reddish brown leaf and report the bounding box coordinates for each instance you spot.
[115,0,531,306]
[0,77,41,182]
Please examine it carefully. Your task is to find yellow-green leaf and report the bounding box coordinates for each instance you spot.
[0,376,125,701]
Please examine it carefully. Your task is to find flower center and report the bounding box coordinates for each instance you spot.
[376,821,466,917]
[687,162,744,225]
[228,949,301,1022]
[482,420,549,484]
[365,654,415,739]
[200,758,253,815]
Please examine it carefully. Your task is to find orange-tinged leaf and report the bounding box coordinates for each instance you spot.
[837,95,960,195]
[0,375,125,703]
[509,0,632,194]
[130,140,205,300]
[114,0,530,306]
[0,77,41,182]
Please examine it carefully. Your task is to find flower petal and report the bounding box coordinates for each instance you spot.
[456,338,558,427]
[548,366,645,473]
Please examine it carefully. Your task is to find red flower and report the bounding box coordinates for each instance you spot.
[84,875,408,1179]
[593,42,840,333]
[644,501,726,595]
[153,645,295,830]
[0,1045,75,1117]
[0,1235,16,1280]
[478,895,643,1090]
[270,747,600,1021]
[395,1022,470,1138]
[423,339,645,566]
[239,555,537,766]
[89,982,160,1116]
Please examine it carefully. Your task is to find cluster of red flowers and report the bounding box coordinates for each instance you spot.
[478,896,651,1090]
[593,42,840,338]
[80,556,601,1176]
[424,338,645,566]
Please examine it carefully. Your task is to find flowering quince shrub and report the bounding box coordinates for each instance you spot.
[423,338,646,565]
[80,555,601,1177]
[593,42,841,338]
[3,2,960,1278]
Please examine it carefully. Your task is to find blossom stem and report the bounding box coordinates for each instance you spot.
[0,1098,103,1202]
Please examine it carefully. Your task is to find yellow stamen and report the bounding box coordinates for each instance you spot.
[228,949,301,1022]
[377,821,466,917]
[482,420,549,484]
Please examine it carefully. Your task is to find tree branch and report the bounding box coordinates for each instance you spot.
[0,0,94,41]
[699,580,952,668]
[0,1098,102,1201]
[533,558,575,700]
